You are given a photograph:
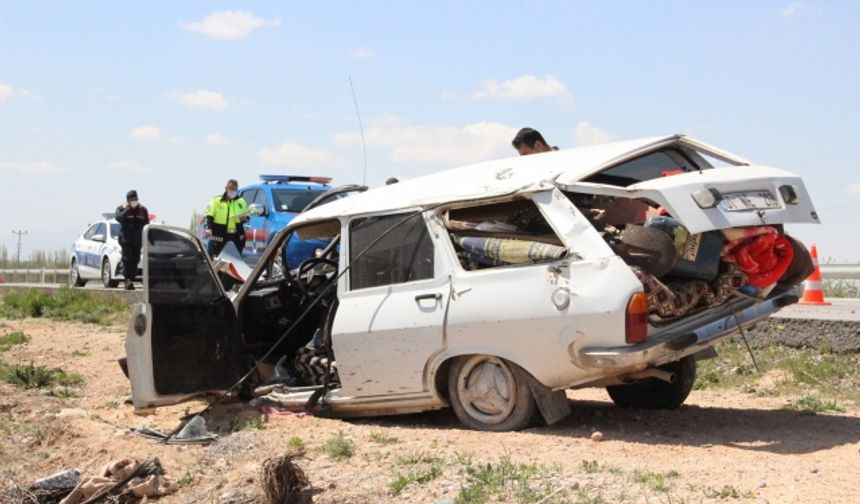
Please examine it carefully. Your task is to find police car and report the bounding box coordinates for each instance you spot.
[69,214,135,288]
[199,175,337,266]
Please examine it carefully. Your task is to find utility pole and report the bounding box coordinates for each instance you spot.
[12,229,27,269]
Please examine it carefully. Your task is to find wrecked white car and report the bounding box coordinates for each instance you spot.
[125,135,818,431]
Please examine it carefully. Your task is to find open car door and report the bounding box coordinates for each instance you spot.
[126,225,243,409]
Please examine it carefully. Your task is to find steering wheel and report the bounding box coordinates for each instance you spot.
[296,257,339,296]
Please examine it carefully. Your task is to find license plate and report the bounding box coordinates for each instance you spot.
[718,190,780,212]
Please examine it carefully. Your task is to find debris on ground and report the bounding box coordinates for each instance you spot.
[260,451,312,504]
[59,457,174,504]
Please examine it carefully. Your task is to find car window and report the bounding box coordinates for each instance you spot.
[241,189,258,207]
[349,213,434,290]
[83,224,99,240]
[147,228,222,304]
[444,199,567,270]
[582,148,703,187]
[253,189,267,208]
[272,188,327,213]
[93,223,107,240]
[109,223,120,239]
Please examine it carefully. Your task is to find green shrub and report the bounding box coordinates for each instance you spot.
[0,287,127,325]
[0,332,30,351]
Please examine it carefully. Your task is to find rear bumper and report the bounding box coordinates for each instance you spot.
[575,294,798,369]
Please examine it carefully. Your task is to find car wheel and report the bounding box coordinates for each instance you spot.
[69,259,87,287]
[448,355,536,431]
[102,258,120,288]
[606,356,696,409]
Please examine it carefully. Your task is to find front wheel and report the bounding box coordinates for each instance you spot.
[102,258,120,288]
[606,356,696,409]
[448,355,536,431]
[69,259,87,287]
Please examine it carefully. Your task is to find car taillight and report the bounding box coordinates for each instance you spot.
[626,292,649,344]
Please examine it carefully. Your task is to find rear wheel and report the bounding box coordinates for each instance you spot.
[102,258,120,288]
[606,356,696,409]
[69,259,86,287]
[448,355,535,431]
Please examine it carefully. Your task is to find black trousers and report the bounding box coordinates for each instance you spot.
[121,243,141,281]
[208,233,244,257]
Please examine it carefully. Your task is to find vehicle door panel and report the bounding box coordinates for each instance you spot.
[125,225,242,408]
[331,212,447,398]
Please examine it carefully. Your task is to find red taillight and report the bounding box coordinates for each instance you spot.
[626,292,649,344]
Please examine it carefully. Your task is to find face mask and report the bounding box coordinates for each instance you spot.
[226,190,237,199]
[129,201,139,208]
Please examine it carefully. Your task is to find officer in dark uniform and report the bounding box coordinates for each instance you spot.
[115,190,149,290]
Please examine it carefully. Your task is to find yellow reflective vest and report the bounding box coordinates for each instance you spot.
[205,195,248,234]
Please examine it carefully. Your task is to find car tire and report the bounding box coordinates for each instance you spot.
[448,355,536,431]
[69,259,87,287]
[606,356,696,409]
[102,258,120,288]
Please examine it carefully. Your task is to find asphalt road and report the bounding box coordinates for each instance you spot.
[771,297,860,322]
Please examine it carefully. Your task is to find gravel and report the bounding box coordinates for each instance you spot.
[741,318,860,352]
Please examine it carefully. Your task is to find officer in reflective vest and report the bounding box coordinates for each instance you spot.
[205,179,249,257]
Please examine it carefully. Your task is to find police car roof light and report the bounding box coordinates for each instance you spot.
[259,174,333,185]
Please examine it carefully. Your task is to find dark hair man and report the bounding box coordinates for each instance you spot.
[511,127,558,155]
[204,179,249,257]
[115,190,149,290]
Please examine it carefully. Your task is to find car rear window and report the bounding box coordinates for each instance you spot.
[272,189,327,213]
[582,148,704,187]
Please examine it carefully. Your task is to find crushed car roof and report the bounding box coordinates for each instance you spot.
[293,134,750,223]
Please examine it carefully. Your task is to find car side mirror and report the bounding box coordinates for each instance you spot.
[92,234,105,242]
[249,204,266,217]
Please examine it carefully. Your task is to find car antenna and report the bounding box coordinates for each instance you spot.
[348,75,368,185]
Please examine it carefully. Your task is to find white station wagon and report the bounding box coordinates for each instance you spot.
[125,135,818,431]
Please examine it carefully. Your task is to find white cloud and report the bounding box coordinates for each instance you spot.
[259,142,335,168]
[472,74,571,101]
[169,89,228,111]
[352,46,376,59]
[112,160,152,174]
[846,183,860,196]
[782,2,802,16]
[334,121,518,166]
[129,125,163,141]
[0,161,67,175]
[0,83,37,103]
[204,133,233,147]
[180,10,281,39]
[573,121,615,146]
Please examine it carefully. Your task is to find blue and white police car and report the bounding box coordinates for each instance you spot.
[69,214,135,288]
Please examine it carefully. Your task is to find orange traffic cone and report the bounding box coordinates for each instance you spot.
[798,245,830,305]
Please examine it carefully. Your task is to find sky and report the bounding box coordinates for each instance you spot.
[1,1,859,261]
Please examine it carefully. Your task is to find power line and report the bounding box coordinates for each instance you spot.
[11,229,27,268]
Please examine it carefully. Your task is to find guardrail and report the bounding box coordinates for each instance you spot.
[819,264,860,280]
[0,268,67,284]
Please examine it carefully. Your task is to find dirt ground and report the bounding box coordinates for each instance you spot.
[1,319,859,504]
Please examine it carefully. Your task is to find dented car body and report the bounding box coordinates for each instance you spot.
[125,135,819,431]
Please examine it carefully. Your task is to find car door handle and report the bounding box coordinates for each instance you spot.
[415,293,442,302]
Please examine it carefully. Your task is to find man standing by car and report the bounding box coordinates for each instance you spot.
[115,190,149,290]
[205,179,249,257]
[511,127,559,155]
